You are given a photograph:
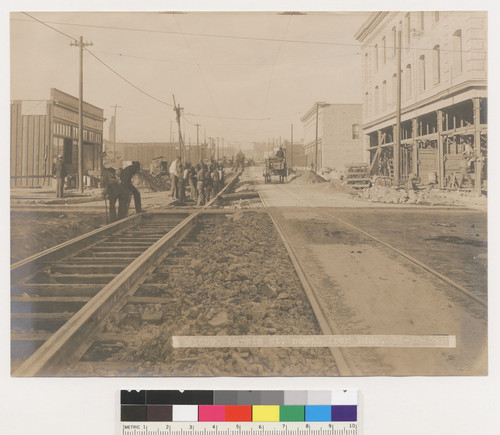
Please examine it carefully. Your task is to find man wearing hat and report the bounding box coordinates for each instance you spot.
[53,154,68,198]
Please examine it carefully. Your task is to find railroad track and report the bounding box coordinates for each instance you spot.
[268,183,487,308]
[11,172,241,376]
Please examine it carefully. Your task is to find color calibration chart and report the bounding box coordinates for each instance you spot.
[121,390,358,435]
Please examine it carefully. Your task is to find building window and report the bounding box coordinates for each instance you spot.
[364,92,369,117]
[382,37,387,64]
[382,80,387,109]
[392,73,397,105]
[453,30,463,75]
[419,55,426,91]
[433,45,441,84]
[433,11,440,23]
[352,124,360,140]
[375,44,379,71]
[405,13,411,46]
[420,11,425,30]
[374,86,380,113]
[405,64,412,99]
[392,26,397,56]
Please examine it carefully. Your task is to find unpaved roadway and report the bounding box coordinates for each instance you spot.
[252,166,487,376]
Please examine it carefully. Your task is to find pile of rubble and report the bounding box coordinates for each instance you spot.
[133,170,171,192]
[96,211,337,376]
[289,170,327,185]
[362,185,487,206]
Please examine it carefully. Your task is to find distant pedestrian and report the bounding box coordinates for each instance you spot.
[188,164,198,201]
[169,157,180,199]
[178,164,186,203]
[205,165,213,202]
[53,155,67,198]
[120,161,143,213]
[196,164,206,206]
[211,165,220,197]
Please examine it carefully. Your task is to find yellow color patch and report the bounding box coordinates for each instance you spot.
[252,405,280,422]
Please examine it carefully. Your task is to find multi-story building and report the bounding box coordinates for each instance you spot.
[11,88,105,187]
[301,103,363,172]
[354,11,487,189]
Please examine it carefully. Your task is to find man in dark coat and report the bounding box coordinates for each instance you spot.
[102,167,129,222]
[120,161,144,213]
[276,147,285,158]
[53,155,67,198]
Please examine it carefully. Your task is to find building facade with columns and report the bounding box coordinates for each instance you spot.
[354,11,487,190]
[301,103,363,172]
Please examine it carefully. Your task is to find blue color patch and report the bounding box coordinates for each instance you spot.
[305,406,332,421]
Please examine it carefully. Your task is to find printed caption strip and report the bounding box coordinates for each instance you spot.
[121,390,358,435]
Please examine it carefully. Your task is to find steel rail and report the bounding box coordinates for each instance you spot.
[12,171,241,376]
[11,212,145,284]
[274,184,487,308]
[256,188,360,376]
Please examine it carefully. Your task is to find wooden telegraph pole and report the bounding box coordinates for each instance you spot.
[291,123,294,167]
[111,104,121,163]
[195,123,201,162]
[315,103,319,172]
[172,95,183,162]
[70,36,93,192]
[394,25,402,186]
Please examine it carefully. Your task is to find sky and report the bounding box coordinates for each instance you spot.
[10,11,371,149]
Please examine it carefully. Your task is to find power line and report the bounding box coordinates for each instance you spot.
[83,47,174,107]
[13,16,482,54]
[21,12,77,41]
[91,48,360,66]
[262,14,292,117]
[173,15,221,117]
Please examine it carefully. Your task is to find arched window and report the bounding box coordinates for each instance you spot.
[419,55,426,91]
[405,64,412,98]
[433,45,441,84]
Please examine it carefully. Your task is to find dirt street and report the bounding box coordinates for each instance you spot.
[253,166,487,376]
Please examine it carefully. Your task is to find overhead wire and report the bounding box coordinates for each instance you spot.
[12,15,483,54]
[173,14,221,117]
[261,14,292,117]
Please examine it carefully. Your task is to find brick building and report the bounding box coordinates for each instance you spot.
[354,11,487,189]
[301,103,363,172]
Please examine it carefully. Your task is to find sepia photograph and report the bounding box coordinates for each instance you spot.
[10,10,488,378]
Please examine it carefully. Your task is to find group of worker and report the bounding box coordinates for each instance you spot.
[168,157,226,206]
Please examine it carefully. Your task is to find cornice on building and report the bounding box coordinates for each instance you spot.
[354,11,390,43]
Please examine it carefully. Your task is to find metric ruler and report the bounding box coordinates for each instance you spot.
[120,422,358,435]
[120,390,358,435]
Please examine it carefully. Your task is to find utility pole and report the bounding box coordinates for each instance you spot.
[111,104,121,163]
[291,123,294,167]
[70,36,93,192]
[216,137,220,161]
[172,95,183,162]
[315,103,319,172]
[195,123,201,162]
[394,25,402,186]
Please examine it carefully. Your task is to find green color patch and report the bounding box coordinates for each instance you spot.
[280,406,305,421]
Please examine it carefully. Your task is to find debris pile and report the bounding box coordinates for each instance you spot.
[289,170,327,185]
[95,211,337,376]
[133,170,171,192]
[362,185,487,206]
